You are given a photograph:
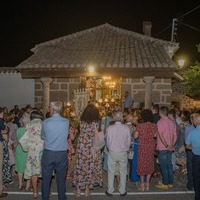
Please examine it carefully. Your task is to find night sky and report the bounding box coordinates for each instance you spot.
[0,0,200,67]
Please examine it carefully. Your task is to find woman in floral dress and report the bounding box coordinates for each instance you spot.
[66,124,75,180]
[73,104,103,197]
[21,111,44,198]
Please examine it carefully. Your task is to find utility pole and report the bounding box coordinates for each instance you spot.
[171,18,178,42]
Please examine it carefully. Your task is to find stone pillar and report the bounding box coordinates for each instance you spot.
[41,77,52,115]
[143,76,155,109]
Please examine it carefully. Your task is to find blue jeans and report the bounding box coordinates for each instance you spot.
[41,149,67,200]
[158,150,173,185]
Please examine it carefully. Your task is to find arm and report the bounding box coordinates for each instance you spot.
[134,131,139,139]
[186,144,192,150]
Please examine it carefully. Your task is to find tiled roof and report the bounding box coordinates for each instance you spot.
[0,67,18,73]
[16,23,179,71]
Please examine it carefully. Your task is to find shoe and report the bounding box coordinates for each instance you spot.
[105,191,113,197]
[187,186,193,191]
[0,192,8,198]
[120,192,127,197]
[168,184,173,188]
[155,182,168,189]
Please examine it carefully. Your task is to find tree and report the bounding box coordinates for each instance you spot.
[183,44,200,98]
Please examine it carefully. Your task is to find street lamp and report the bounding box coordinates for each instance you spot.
[178,59,185,68]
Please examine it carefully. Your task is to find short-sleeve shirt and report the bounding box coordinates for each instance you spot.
[124,96,133,108]
[185,125,200,155]
[157,116,176,151]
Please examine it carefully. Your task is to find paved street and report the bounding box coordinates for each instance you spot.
[3,170,195,200]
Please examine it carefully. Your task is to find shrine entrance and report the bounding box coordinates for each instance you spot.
[71,76,121,114]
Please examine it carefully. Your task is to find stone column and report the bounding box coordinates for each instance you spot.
[143,76,155,109]
[41,77,52,115]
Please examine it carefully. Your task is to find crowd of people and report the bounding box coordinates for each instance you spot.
[0,99,200,200]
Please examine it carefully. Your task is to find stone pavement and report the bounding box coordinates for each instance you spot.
[3,170,194,200]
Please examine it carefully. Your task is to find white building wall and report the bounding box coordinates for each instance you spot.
[0,72,35,111]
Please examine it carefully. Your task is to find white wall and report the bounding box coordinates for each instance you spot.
[0,72,35,111]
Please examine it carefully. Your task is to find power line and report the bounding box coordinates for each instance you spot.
[178,21,200,33]
[155,4,200,37]
[177,4,200,19]
[154,23,172,37]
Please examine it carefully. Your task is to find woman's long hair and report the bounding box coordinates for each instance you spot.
[80,104,100,123]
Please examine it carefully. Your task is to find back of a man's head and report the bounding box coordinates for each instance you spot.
[50,101,62,114]
[160,106,169,117]
[113,111,123,122]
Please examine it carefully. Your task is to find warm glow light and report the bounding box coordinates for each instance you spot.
[98,99,103,103]
[95,103,99,108]
[67,102,71,107]
[105,98,108,102]
[88,66,95,73]
[111,98,115,103]
[178,59,185,67]
[105,103,110,107]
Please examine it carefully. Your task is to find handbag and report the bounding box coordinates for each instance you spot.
[93,122,105,152]
[19,130,29,152]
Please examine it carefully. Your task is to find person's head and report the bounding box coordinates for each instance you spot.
[6,112,15,123]
[192,113,200,126]
[141,109,153,123]
[124,91,129,98]
[14,105,19,110]
[113,111,123,122]
[168,109,176,121]
[49,101,62,115]
[21,115,30,127]
[25,105,32,114]
[3,107,8,114]
[30,111,42,121]
[80,104,100,123]
[180,110,190,122]
[0,107,3,118]
[151,104,159,114]
[159,106,169,117]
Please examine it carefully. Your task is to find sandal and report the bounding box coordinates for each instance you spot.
[33,193,38,199]
[139,183,145,191]
[25,187,33,192]
[73,189,81,197]
[84,188,91,197]
[145,182,149,191]
[18,185,24,191]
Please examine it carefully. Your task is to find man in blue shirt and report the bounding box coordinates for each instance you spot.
[41,101,69,200]
[186,113,200,200]
[124,91,133,111]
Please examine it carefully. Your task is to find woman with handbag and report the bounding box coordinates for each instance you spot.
[73,104,103,197]
[19,111,44,199]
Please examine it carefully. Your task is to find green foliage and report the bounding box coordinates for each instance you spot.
[183,44,200,97]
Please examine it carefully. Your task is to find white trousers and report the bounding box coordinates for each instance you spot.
[107,151,128,194]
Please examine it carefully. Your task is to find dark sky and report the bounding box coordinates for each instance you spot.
[1,0,200,67]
